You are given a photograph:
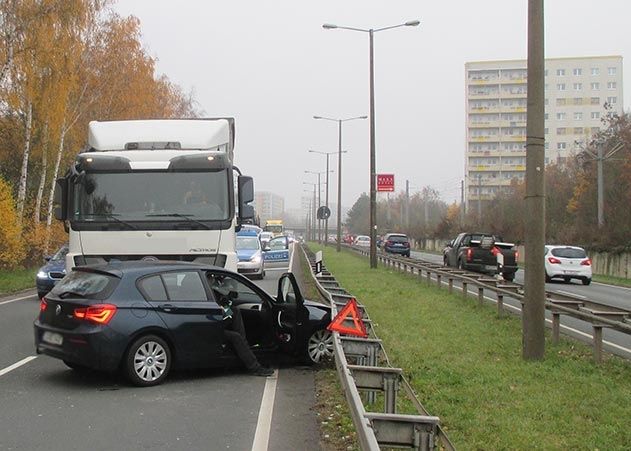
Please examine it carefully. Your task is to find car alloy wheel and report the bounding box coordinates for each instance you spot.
[125,335,171,386]
[306,329,334,364]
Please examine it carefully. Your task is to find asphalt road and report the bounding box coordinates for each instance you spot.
[0,245,323,451]
[410,250,631,359]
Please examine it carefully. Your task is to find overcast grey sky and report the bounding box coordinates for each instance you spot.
[114,1,631,210]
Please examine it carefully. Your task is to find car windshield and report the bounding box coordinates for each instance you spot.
[50,270,117,299]
[237,237,260,250]
[551,247,587,259]
[260,232,272,239]
[388,235,408,242]
[51,245,69,261]
[72,170,230,223]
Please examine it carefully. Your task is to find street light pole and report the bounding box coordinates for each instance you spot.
[323,20,420,268]
[313,115,366,251]
[305,170,332,243]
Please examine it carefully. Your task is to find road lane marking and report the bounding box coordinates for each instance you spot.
[0,356,38,377]
[593,281,631,291]
[251,369,278,451]
[556,290,587,299]
[0,293,37,306]
[288,244,295,273]
[265,267,290,272]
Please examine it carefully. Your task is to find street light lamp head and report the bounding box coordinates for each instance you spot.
[322,24,338,29]
[313,116,322,119]
[405,20,420,27]
[359,115,368,119]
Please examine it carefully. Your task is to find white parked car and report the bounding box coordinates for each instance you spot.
[354,235,371,247]
[544,245,592,285]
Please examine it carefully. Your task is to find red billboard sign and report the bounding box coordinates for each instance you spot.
[377,173,395,192]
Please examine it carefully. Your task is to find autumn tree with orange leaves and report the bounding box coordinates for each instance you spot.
[0,1,199,268]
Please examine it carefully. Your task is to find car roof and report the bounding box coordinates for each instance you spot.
[385,233,407,237]
[237,230,259,237]
[545,245,585,250]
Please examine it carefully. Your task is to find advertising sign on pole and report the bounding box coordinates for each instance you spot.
[377,173,395,192]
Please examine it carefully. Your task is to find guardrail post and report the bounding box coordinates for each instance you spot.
[448,278,453,294]
[367,342,378,404]
[384,373,398,414]
[478,286,484,306]
[497,294,504,317]
[418,267,423,281]
[593,325,603,363]
[462,281,468,299]
[426,270,431,286]
[436,274,442,289]
[552,312,560,344]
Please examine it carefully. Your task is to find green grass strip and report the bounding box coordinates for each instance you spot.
[311,244,631,450]
[0,267,36,295]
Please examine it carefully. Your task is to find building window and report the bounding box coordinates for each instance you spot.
[591,111,600,119]
[573,127,583,134]
[556,69,565,76]
[557,128,567,135]
[556,98,566,106]
[574,112,583,120]
[573,83,582,91]
[556,112,566,120]
[607,96,617,104]
[557,142,567,150]
[544,98,549,105]
[545,142,550,150]
[573,98,583,105]
[591,82,600,90]
[607,81,617,90]
[544,113,549,120]
[608,67,617,75]
[591,67,599,76]
[590,97,600,105]
[544,128,549,134]
[573,68,582,76]
[557,83,566,91]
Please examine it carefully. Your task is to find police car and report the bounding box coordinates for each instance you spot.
[236,229,265,279]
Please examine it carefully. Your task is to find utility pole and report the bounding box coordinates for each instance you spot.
[523,0,546,360]
[460,179,465,227]
[405,180,410,232]
[386,193,391,226]
[597,142,604,227]
[477,175,482,224]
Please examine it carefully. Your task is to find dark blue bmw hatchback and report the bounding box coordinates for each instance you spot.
[34,261,332,386]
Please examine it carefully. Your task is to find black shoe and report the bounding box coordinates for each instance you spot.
[250,366,274,377]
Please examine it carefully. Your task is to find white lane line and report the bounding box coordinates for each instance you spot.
[265,267,290,272]
[0,356,38,377]
[288,244,295,273]
[251,369,279,451]
[556,290,587,299]
[0,293,37,306]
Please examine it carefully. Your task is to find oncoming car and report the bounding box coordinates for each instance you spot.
[544,245,592,285]
[35,243,69,299]
[34,262,333,386]
[236,232,265,279]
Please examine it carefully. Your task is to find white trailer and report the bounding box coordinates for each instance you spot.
[54,118,254,271]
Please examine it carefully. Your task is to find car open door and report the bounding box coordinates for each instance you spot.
[273,273,308,353]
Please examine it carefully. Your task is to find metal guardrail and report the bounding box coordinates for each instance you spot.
[300,244,455,451]
[349,245,631,363]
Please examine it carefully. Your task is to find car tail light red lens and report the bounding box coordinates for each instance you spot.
[515,250,519,260]
[466,248,473,262]
[73,304,117,325]
[40,298,47,312]
[548,257,562,264]
[386,240,393,246]
[581,258,592,266]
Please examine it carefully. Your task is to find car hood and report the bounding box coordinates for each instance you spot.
[237,249,259,261]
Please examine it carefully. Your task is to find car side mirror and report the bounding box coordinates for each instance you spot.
[237,175,254,221]
[53,177,68,221]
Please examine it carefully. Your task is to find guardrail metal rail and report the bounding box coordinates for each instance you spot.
[350,246,631,363]
[301,245,455,451]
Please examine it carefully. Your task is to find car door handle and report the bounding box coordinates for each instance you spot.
[158,303,177,312]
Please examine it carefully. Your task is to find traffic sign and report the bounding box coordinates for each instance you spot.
[317,206,331,220]
[327,298,368,337]
[377,173,395,192]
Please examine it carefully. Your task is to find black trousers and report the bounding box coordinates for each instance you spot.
[224,308,260,371]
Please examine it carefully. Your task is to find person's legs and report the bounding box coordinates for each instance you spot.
[223,330,259,371]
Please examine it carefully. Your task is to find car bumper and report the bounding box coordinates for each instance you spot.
[35,279,58,295]
[33,320,125,371]
[546,266,592,279]
[237,260,264,276]
[466,262,518,274]
[384,246,410,255]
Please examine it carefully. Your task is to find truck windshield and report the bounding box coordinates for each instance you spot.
[72,170,230,222]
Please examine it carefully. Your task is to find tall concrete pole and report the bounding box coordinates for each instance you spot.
[369,29,377,268]
[477,175,482,223]
[523,0,546,360]
[597,142,604,228]
[405,180,410,232]
[336,120,343,251]
[324,153,330,246]
[460,179,465,227]
[317,172,322,243]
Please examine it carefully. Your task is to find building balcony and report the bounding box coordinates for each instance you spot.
[500,77,527,84]
[499,91,527,99]
[469,136,499,142]
[468,78,500,85]
[469,106,501,114]
[501,106,527,112]
[499,120,526,127]
[469,92,500,100]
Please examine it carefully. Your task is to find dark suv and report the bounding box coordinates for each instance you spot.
[383,233,411,257]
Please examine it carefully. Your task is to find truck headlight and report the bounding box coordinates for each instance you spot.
[37,271,48,279]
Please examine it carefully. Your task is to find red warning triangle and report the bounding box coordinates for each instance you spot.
[327,298,368,338]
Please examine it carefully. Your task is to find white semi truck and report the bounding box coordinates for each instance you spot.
[54,118,254,271]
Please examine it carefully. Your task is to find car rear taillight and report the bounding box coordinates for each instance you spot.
[386,240,393,246]
[466,248,473,262]
[581,258,592,266]
[73,304,117,325]
[40,298,47,312]
[548,257,562,264]
[515,250,519,260]
[404,242,410,247]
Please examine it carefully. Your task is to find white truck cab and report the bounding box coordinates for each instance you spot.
[54,118,254,271]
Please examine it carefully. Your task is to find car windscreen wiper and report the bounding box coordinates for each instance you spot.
[145,213,211,230]
[86,213,138,230]
[57,290,87,299]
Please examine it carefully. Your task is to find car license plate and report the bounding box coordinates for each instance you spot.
[564,270,578,275]
[485,265,497,271]
[42,331,63,346]
[394,243,403,247]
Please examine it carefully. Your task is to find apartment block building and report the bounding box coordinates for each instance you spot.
[253,191,284,225]
[465,56,623,208]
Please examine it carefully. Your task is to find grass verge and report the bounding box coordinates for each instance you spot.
[311,244,631,450]
[593,274,631,288]
[0,267,36,295]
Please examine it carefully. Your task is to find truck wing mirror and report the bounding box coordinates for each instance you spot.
[237,175,254,220]
[53,177,68,221]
